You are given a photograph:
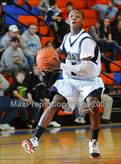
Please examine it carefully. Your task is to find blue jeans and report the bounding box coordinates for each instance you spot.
[24,53,35,70]
[0,97,40,124]
[0,96,17,124]
[92,4,118,19]
[10,99,40,123]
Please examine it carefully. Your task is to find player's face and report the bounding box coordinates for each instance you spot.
[69,10,84,30]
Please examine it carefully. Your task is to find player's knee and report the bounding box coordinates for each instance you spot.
[48,94,67,111]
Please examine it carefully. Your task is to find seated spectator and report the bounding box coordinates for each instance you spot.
[74,94,113,124]
[101,94,113,123]
[38,0,49,15]
[88,0,118,20]
[113,0,121,9]
[25,65,61,128]
[0,25,19,49]
[1,37,28,75]
[45,0,62,29]
[0,73,15,131]
[22,23,42,70]
[111,10,121,28]
[7,69,40,128]
[0,73,9,96]
[44,40,54,48]
[112,20,121,46]
[62,1,74,24]
[100,17,121,56]
[25,66,47,103]
[89,18,121,60]
[45,0,69,40]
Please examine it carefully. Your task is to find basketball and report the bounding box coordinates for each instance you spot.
[36,47,60,71]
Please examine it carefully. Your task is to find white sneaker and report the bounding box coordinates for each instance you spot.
[21,137,39,154]
[49,121,61,128]
[89,139,101,159]
[49,127,61,133]
[74,117,86,124]
[0,130,15,137]
[0,124,15,131]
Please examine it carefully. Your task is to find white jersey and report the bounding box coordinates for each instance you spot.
[60,29,101,80]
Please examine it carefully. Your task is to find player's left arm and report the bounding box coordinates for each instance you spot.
[60,58,99,76]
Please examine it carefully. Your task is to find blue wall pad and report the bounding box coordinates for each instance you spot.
[3,15,18,25]
[3,5,40,15]
[114,73,121,83]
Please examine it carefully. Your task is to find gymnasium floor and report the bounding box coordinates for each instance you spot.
[0,123,121,164]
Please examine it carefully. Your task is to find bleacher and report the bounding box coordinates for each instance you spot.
[0,0,121,124]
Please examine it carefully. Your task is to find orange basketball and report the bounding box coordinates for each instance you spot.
[36,47,60,71]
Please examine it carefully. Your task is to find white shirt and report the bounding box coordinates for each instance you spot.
[60,29,101,80]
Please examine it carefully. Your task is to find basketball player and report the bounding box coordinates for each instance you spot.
[22,9,104,159]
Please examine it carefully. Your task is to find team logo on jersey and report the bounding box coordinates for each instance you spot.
[67,52,81,65]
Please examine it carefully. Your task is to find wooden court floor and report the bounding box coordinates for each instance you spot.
[0,124,121,164]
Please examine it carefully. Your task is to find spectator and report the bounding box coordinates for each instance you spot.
[25,66,47,103]
[38,0,49,15]
[112,20,121,46]
[1,37,28,74]
[44,40,54,48]
[101,94,113,123]
[0,73,9,96]
[25,65,61,128]
[89,18,121,60]
[62,1,74,24]
[88,0,118,20]
[0,73,15,131]
[7,69,40,128]
[113,0,121,8]
[22,23,42,70]
[45,0,69,40]
[75,94,113,124]
[111,10,121,28]
[0,25,19,49]
[45,0,62,32]
[100,17,121,57]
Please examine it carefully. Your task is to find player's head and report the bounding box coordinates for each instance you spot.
[69,9,84,30]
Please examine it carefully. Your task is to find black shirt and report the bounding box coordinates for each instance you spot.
[8,80,29,99]
[112,27,121,46]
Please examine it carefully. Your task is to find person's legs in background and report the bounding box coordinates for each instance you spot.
[92,4,108,20]
[101,94,113,123]
[24,53,35,71]
[0,96,16,130]
[74,107,86,124]
[107,6,118,19]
